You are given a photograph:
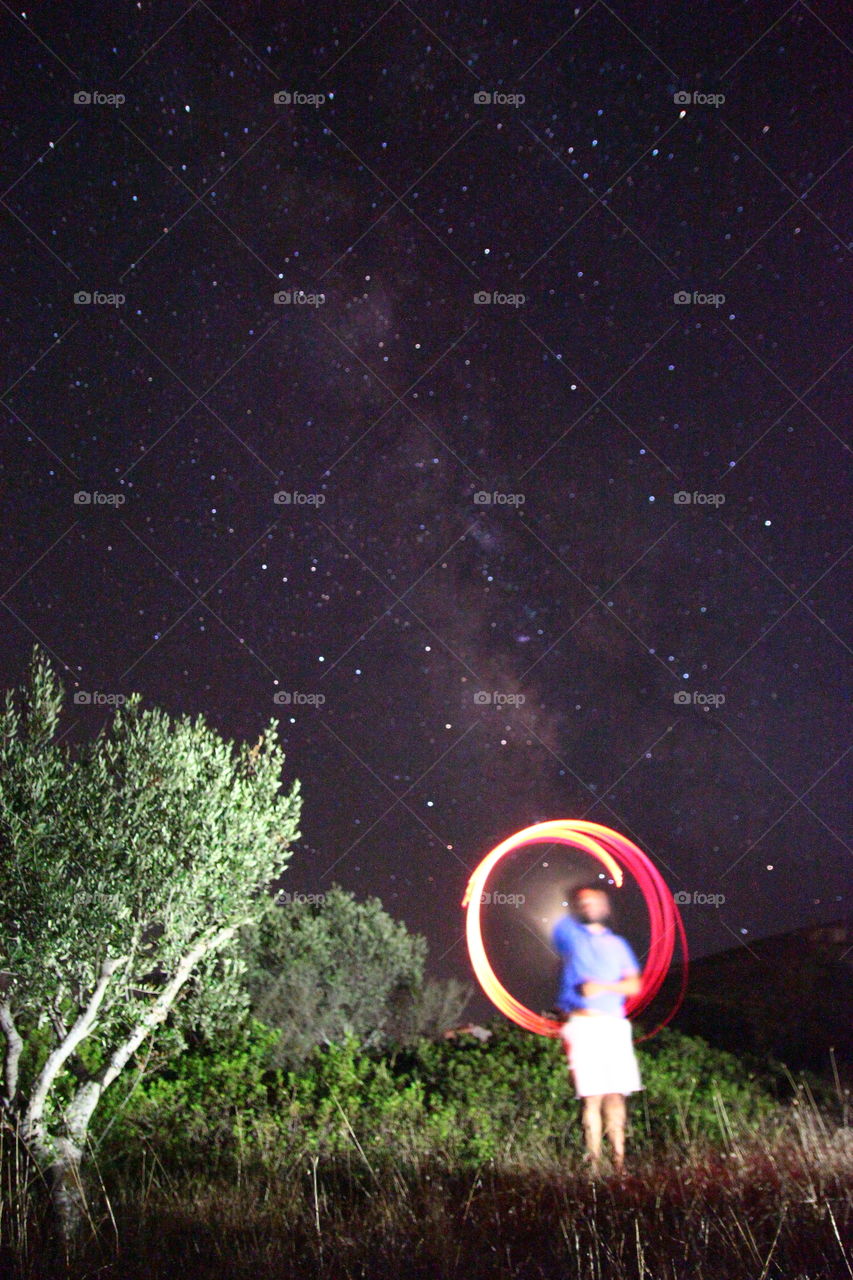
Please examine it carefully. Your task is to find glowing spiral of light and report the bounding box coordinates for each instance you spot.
[461,819,688,1041]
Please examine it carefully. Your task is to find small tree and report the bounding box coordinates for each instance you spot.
[239,885,470,1064]
[0,647,301,1241]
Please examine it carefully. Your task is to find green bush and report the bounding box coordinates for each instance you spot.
[632,1023,779,1143]
[91,1016,287,1167]
[91,1015,783,1173]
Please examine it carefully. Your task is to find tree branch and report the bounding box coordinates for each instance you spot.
[49,995,69,1044]
[95,919,250,1095]
[0,999,23,1110]
[60,918,253,1142]
[21,954,128,1144]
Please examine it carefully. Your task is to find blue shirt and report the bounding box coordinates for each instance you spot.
[552,916,640,1018]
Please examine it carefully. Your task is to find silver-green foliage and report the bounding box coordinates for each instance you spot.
[0,646,302,1235]
[239,884,429,1065]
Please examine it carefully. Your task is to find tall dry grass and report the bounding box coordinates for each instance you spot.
[1,1079,850,1279]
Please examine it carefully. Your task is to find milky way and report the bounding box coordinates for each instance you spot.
[1,1,850,1021]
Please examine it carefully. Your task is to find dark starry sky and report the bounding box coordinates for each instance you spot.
[1,0,850,1022]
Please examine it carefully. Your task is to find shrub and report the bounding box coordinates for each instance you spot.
[91,1016,785,1174]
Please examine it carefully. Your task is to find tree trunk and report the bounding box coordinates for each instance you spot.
[19,927,248,1244]
[45,1135,88,1244]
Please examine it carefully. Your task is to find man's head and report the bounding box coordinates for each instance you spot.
[568,883,611,923]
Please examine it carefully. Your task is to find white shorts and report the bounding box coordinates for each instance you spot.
[559,1014,643,1098]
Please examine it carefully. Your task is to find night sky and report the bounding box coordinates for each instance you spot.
[1,1,850,1023]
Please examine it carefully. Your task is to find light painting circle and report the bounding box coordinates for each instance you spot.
[461,820,688,1041]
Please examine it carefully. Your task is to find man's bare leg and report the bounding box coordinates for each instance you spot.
[580,1095,603,1171]
[602,1092,626,1173]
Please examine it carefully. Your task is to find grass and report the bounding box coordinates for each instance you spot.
[2,1081,851,1280]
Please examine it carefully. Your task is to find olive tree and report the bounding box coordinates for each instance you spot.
[0,647,301,1241]
[239,884,472,1064]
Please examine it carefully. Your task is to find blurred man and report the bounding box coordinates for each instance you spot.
[552,883,643,1174]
